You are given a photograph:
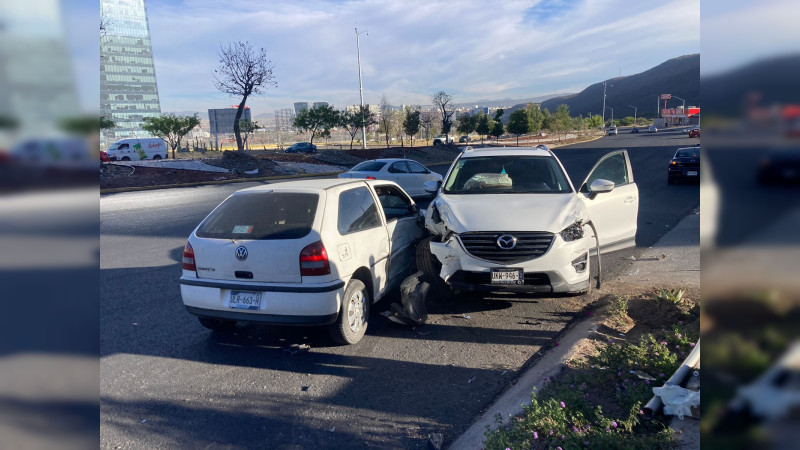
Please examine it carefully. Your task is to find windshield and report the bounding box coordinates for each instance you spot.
[676,149,699,158]
[196,192,318,240]
[108,144,119,151]
[443,155,572,194]
[351,161,388,172]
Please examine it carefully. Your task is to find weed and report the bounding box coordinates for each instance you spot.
[608,295,629,330]
[652,288,687,306]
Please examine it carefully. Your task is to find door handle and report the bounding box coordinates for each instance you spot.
[624,196,636,204]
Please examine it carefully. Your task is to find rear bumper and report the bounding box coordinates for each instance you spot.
[180,277,345,325]
[668,167,700,179]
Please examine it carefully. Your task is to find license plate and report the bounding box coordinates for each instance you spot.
[687,171,698,176]
[229,291,262,310]
[491,268,524,285]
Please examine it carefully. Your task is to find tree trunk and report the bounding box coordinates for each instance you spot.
[410,135,413,148]
[516,135,519,147]
[350,134,355,150]
[233,95,248,152]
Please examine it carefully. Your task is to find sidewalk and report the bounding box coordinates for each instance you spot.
[449,212,701,450]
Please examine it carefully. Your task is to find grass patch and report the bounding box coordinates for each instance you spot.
[484,294,699,450]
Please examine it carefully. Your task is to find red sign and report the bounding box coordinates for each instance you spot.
[660,94,672,100]
[662,108,700,116]
[229,105,250,109]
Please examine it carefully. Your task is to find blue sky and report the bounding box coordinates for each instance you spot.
[66,0,703,114]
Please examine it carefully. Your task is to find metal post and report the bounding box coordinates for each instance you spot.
[356,28,368,150]
[628,105,637,124]
[601,81,607,126]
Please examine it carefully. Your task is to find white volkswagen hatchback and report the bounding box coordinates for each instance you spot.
[419,146,639,294]
[180,179,425,344]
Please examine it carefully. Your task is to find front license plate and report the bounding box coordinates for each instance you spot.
[491,268,524,285]
[229,291,262,310]
[686,171,698,176]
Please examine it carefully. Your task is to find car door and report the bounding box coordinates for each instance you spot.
[336,186,391,301]
[578,150,639,253]
[386,161,413,194]
[372,184,424,292]
[406,161,436,196]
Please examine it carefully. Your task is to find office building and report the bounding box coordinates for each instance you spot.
[294,102,309,116]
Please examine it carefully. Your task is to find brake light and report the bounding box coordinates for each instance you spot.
[182,242,196,272]
[300,241,330,276]
[366,176,376,180]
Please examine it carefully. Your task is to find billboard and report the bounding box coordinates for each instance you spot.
[660,94,672,100]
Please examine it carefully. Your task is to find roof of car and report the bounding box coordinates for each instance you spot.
[237,178,364,194]
[368,158,419,163]
[460,147,552,158]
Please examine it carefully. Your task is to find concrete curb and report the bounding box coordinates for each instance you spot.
[450,211,701,449]
[100,160,457,195]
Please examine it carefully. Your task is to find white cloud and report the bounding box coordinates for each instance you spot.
[144,0,699,113]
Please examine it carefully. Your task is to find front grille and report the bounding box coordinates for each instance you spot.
[458,232,555,263]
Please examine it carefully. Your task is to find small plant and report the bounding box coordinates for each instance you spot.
[652,288,686,306]
[609,295,629,329]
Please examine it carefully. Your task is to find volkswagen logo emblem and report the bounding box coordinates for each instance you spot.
[496,234,517,250]
[235,246,248,261]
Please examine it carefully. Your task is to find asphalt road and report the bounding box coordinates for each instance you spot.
[100,128,699,448]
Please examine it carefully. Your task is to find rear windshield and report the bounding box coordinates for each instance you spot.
[351,161,388,172]
[676,149,699,158]
[443,155,572,194]
[196,192,318,240]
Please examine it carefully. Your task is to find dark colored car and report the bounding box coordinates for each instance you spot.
[459,136,471,143]
[668,145,700,184]
[631,127,639,133]
[758,149,800,184]
[285,142,317,154]
[689,128,700,138]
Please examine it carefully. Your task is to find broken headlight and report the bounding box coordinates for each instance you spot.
[560,222,584,242]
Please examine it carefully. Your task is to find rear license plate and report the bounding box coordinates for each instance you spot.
[687,171,698,176]
[491,268,524,285]
[229,291,262,310]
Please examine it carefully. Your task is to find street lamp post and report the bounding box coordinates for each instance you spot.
[355,28,368,150]
[601,81,607,126]
[606,106,614,126]
[628,105,637,124]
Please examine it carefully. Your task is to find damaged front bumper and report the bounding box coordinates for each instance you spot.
[429,233,591,294]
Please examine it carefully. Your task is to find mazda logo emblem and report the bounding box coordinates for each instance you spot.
[496,234,517,250]
[235,246,248,261]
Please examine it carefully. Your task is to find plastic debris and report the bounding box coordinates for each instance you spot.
[329,426,336,432]
[467,377,476,384]
[653,385,700,420]
[284,343,311,356]
[141,419,147,423]
[632,370,656,381]
[301,386,309,391]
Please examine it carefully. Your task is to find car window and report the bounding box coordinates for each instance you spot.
[582,153,629,191]
[119,143,129,149]
[196,193,318,240]
[374,185,413,221]
[676,149,699,158]
[351,161,388,172]
[443,155,572,194]
[406,161,428,173]
[388,162,410,173]
[338,187,383,235]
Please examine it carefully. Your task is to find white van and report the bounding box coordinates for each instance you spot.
[107,138,168,161]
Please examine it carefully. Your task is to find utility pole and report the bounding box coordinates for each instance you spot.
[606,107,614,126]
[355,28,368,150]
[628,105,637,124]
[601,81,607,126]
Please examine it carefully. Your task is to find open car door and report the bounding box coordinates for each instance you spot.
[579,150,639,254]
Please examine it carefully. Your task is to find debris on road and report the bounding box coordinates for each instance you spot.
[329,426,336,432]
[284,344,311,356]
[467,377,476,384]
[632,370,656,381]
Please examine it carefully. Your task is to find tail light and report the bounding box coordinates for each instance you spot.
[182,241,196,272]
[300,241,330,276]
[366,176,376,180]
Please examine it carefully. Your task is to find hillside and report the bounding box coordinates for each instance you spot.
[504,54,699,120]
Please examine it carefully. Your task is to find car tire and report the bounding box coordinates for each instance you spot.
[153,154,162,160]
[121,156,131,161]
[330,278,370,345]
[197,317,236,332]
[416,237,442,281]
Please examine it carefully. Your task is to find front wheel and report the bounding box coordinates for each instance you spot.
[330,278,370,344]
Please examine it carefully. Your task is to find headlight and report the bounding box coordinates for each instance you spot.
[560,222,584,242]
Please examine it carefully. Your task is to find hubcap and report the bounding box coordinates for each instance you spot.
[347,289,366,332]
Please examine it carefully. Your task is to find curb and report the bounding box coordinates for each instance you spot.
[100,159,458,195]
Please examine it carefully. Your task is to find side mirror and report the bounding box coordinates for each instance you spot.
[424,180,441,193]
[588,179,614,199]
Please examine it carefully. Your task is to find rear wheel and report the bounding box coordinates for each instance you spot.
[121,156,131,161]
[197,317,236,332]
[152,154,162,160]
[330,278,369,344]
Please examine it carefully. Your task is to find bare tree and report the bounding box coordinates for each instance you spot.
[432,91,455,144]
[213,41,277,152]
[379,95,393,148]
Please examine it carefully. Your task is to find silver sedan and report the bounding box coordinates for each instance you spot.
[338,158,443,197]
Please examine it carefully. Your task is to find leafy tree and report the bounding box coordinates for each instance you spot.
[493,108,504,122]
[432,91,455,143]
[506,109,530,146]
[456,114,477,136]
[403,107,421,148]
[142,113,201,159]
[490,119,504,142]
[475,113,490,143]
[239,119,262,150]
[342,106,376,150]
[213,41,277,152]
[619,116,636,126]
[378,95,393,148]
[525,103,544,134]
[549,104,573,142]
[573,115,586,132]
[59,115,115,135]
[293,104,339,146]
[587,114,604,129]
[541,107,553,132]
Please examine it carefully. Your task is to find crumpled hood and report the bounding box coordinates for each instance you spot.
[431,193,585,234]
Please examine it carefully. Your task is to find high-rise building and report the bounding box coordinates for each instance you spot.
[100,0,162,147]
[274,109,295,131]
[294,102,309,116]
[312,102,329,109]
